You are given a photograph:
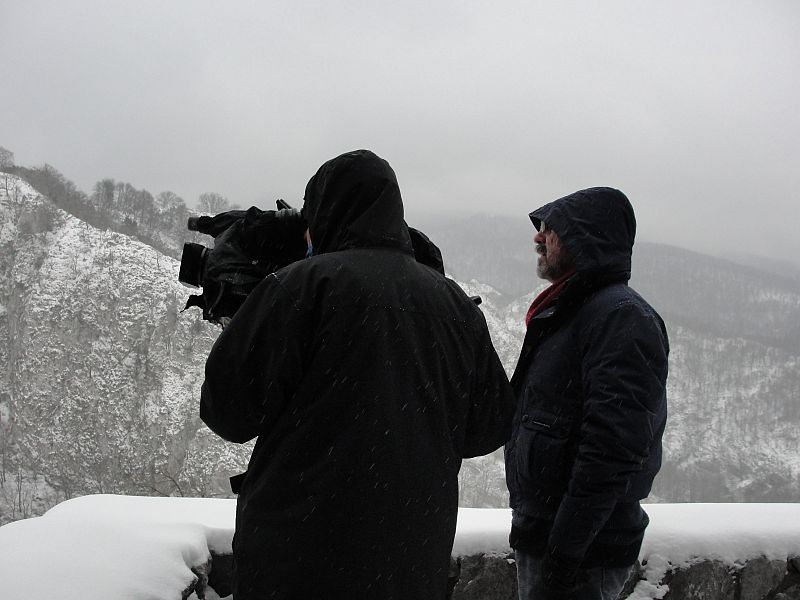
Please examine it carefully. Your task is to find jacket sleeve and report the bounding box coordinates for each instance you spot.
[462,312,516,458]
[547,301,668,561]
[200,274,310,443]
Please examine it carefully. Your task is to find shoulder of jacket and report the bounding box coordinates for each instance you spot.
[580,282,636,308]
[262,261,316,310]
[577,283,663,327]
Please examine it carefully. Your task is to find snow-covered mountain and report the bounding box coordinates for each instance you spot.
[2,173,799,525]
[0,174,250,523]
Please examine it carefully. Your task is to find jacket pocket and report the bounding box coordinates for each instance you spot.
[515,410,574,493]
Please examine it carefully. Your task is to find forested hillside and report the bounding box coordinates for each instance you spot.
[1,158,241,261]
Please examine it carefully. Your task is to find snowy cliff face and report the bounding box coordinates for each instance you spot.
[2,173,799,525]
[0,175,250,523]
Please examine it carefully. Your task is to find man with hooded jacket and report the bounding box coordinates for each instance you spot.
[200,149,515,599]
[505,187,668,600]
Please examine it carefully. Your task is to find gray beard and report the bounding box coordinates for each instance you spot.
[537,251,574,282]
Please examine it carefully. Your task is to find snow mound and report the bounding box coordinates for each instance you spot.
[0,495,234,600]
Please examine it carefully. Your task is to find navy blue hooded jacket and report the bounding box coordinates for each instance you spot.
[505,187,668,569]
[201,150,515,599]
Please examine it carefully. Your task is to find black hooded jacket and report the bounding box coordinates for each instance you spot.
[505,187,668,569]
[200,150,515,599]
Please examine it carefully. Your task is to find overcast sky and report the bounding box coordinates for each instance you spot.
[1,1,798,263]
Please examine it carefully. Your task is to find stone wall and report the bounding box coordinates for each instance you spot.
[655,556,800,600]
[185,553,800,600]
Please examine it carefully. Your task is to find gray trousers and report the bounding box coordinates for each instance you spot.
[515,550,632,600]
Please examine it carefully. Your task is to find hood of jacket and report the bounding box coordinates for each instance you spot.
[529,187,636,279]
[302,149,414,256]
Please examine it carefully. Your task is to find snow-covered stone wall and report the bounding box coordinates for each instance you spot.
[1,496,799,600]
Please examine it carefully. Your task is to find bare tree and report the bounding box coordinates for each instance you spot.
[0,146,14,169]
[156,190,184,213]
[0,465,40,523]
[92,179,116,211]
[198,192,230,214]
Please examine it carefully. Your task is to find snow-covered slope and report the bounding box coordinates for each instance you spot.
[0,174,250,522]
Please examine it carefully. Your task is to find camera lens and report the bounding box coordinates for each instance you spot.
[178,243,209,287]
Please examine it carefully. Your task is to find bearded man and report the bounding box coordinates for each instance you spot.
[505,187,669,600]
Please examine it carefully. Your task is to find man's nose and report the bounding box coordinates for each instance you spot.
[533,231,545,244]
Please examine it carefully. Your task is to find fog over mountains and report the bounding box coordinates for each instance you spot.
[2,173,799,525]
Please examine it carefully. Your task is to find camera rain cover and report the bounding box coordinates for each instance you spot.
[183,206,307,324]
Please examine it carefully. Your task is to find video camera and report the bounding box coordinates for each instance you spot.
[178,200,307,325]
[178,200,456,326]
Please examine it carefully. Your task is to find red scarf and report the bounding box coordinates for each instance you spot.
[524,269,576,326]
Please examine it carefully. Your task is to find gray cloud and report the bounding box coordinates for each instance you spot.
[2,0,798,262]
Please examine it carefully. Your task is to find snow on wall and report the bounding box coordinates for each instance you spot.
[1,495,799,600]
[0,495,233,600]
